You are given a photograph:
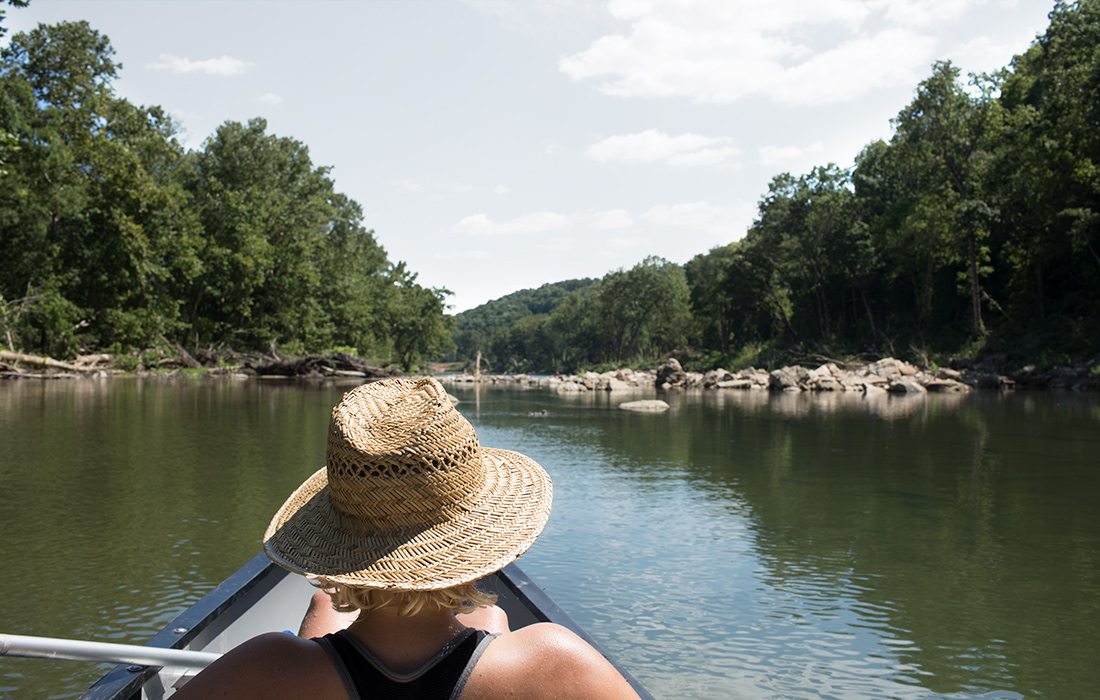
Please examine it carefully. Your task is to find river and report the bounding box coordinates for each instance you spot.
[1,378,1098,698]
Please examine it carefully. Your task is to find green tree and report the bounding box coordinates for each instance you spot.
[995,0,1100,342]
[0,20,198,352]
[594,256,690,364]
[383,262,453,371]
[889,61,998,338]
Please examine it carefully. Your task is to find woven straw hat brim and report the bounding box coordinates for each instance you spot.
[263,447,552,590]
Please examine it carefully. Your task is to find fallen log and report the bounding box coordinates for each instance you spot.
[247,352,395,379]
[0,351,98,373]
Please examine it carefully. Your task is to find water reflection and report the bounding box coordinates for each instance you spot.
[457,385,1100,698]
[2,380,1098,698]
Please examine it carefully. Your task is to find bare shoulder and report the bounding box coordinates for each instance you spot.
[465,623,640,700]
[172,632,345,700]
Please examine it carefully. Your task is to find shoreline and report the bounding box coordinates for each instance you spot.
[439,356,1100,393]
[2,351,1097,392]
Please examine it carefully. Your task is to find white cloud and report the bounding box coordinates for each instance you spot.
[166,108,205,151]
[586,129,740,167]
[641,201,754,236]
[759,141,824,166]
[559,0,944,105]
[454,211,572,236]
[874,0,986,28]
[946,35,1022,75]
[494,184,511,195]
[148,54,254,76]
[258,92,283,104]
[392,179,423,193]
[590,209,634,230]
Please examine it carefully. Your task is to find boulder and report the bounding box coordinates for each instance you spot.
[704,368,734,388]
[924,379,971,393]
[863,382,887,396]
[868,357,919,379]
[618,399,670,413]
[808,377,842,392]
[769,365,809,391]
[717,379,753,390]
[599,377,634,392]
[555,381,586,393]
[935,367,963,381]
[887,378,927,394]
[682,371,705,388]
[655,358,686,387]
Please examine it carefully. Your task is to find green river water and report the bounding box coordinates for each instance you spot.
[1,378,1098,698]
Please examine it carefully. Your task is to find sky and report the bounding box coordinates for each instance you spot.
[5,0,1056,312]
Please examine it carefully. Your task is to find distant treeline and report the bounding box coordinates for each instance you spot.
[0,18,452,368]
[454,1,1100,374]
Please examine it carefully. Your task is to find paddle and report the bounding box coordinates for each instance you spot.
[0,632,220,670]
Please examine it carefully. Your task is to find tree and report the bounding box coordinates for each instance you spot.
[0,1,29,40]
[594,256,690,364]
[889,61,998,338]
[383,263,453,371]
[0,20,198,352]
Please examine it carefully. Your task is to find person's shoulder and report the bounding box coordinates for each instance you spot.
[171,633,342,699]
[468,623,640,700]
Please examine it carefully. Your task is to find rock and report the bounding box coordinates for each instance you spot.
[867,357,918,379]
[808,377,842,392]
[717,379,753,390]
[600,377,633,392]
[769,365,809,391]
[887,378,927,394]
[683,371,705,388]
[618,399,670,413]
[655,358,686,387]
[555,381,586,393]
[935,367,963,381]
[581,371,598,390]
[863,382,887,396]
[924,379,971,393]
[704,368,734,388]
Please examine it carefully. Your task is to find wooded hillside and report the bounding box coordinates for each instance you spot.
[451,1,1100,374]
[0,17,452,369]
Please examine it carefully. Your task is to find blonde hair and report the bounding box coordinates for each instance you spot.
[315,579,497,617]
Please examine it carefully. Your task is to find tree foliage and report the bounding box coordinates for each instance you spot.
[0,20,449,368]
[449,1,1100,371]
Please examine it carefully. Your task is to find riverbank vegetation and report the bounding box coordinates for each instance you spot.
[452,1,1100,375]
[0,15,452,371]
[3,2,1099,381]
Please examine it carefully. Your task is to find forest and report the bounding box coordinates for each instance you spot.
[3,2,1099,377]
[454,0,1100,375]
[0,12,453,370]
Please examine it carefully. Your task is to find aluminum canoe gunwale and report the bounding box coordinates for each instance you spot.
[81,553,653,700]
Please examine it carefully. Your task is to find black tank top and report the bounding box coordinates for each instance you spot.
[314,628,497,700]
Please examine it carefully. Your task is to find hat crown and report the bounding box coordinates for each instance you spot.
[326,377,482,529]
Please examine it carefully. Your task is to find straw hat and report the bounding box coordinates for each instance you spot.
[263,377,552,590]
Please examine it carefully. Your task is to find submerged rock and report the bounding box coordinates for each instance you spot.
[618,399,670,413]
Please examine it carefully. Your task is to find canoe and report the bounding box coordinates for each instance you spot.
[81,553,653,699]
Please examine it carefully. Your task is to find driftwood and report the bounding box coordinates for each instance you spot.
[247,352,396,379]
[0,350,99,373]
[173,342,201,369]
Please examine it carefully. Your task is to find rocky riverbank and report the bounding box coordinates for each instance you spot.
[441,356,1100,393]
[0,349,396,381]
